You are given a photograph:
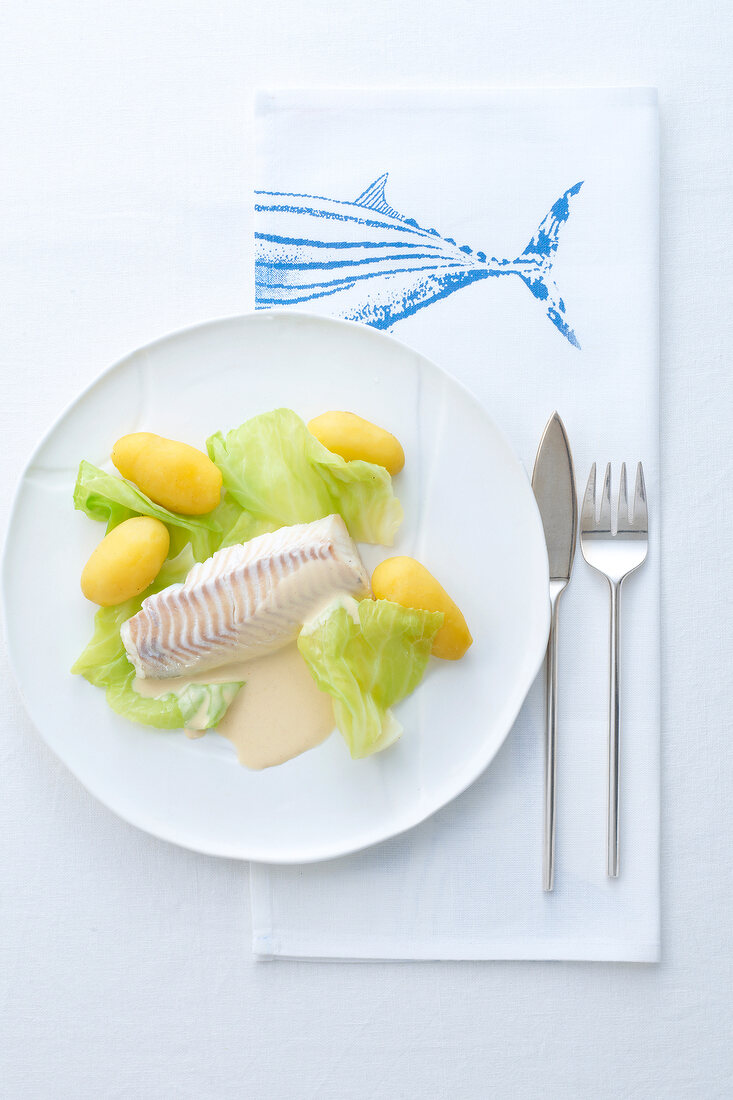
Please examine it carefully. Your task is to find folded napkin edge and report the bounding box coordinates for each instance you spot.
[252,932,660,964]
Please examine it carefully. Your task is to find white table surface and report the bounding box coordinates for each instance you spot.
[1,2,731,1097]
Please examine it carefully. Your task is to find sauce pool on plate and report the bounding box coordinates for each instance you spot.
[133,643,334,769]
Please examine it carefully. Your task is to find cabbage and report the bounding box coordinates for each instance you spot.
[144,681,242,731]
[73,460,222,561]
[207,408,403,546]
[297,597,443,758]
[105,676,242,731]
[71,547,243,729]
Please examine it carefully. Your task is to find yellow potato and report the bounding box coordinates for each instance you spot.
[307,411,405,474]
[81,517,170,606]
[371,556,472,660]
[112,432,222,515]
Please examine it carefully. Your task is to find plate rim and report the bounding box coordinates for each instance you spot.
[2,310,550,863]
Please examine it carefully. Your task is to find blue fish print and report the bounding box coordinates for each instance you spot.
[255,174,584,348]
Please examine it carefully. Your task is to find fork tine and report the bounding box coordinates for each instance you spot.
[633,462,648,529]
[599,462,612,530]
[618,462,629,525]
[581,463,597,526]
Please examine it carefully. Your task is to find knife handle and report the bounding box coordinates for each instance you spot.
[544,588,563,892]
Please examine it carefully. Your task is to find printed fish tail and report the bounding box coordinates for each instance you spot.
[513,181,584,349]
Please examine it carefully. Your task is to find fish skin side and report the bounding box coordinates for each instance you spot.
[121,514,370,679]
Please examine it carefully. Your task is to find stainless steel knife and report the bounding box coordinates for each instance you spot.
[531,413,577,892]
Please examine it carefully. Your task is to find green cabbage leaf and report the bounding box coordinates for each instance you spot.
[207,408,403,546]
[73,460,222,561]
[297,597,443,758]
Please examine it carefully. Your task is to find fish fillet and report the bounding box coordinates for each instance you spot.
[121,514,370,679]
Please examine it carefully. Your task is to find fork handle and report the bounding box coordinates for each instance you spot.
[608,579,622,877]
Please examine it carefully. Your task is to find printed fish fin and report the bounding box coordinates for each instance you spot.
[518,274,582,349]
[522,181,583,261]
[516,181,583,349]
[355,173,404,220]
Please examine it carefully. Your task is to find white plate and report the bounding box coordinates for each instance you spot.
[3,312,549,863]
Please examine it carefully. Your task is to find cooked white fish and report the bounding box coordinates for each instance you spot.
[121,514,370,679]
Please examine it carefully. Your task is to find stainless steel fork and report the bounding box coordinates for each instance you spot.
[580,462,648,878]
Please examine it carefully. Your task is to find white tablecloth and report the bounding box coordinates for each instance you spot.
[1,2,731,1097]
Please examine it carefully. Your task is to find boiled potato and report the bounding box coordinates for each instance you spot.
[81,517,170,606]
[307,411,405,474]
[371,556,472,660]
[112,432,222,515]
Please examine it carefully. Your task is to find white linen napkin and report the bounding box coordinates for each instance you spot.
[250,88,659,961]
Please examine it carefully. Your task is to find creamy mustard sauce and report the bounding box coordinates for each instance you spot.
[216,644,334,769]
[132,643,334,769]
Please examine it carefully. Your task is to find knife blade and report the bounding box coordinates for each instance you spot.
[531,412,577,891]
